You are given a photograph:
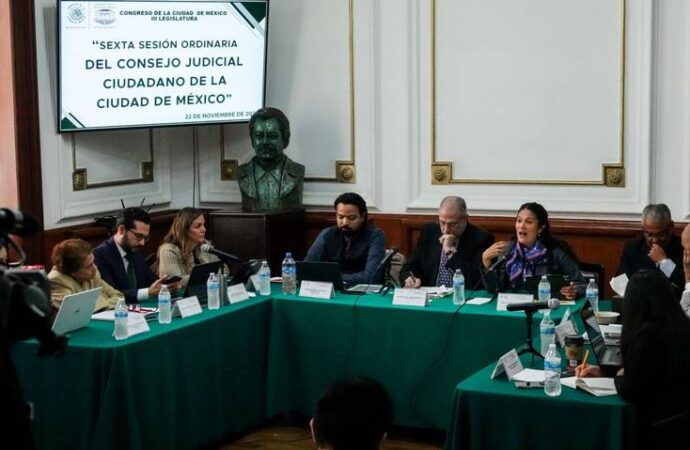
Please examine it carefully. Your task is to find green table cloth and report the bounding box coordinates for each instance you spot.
[266,291,582,429]
[444,354,634,450]
[11,297,270,450]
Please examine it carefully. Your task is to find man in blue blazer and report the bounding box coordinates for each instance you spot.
[93,207,164,303]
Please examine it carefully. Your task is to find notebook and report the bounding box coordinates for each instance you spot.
[580,300,623,369]
[52,287,102,335]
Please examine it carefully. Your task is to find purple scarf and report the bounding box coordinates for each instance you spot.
[505,240,548,285]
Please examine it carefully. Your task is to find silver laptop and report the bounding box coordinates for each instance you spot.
[51,287,102,335]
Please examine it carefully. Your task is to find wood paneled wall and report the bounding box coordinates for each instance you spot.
[33,209,686,298]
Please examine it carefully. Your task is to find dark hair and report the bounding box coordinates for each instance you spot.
[116,207,151,230]
[51,238,92,275]
[249,107,291,147]
[620,269,690,363]
[313,377,393,450]
[334,192,368,218]
[515,202,575,257]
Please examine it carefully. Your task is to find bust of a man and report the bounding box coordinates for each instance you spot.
[238,107,305,212]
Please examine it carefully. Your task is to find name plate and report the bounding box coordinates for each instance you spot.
[249,274,262,291]
[298,281,335,299]
[490,348,524,380]
[126,314,150,337]
[227,283,250,304]
[496,293,533,312]
[172,296,203,318]
[555,319,578,348]
[392,288,428,307]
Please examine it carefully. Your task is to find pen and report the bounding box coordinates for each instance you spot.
[577,350,590,378]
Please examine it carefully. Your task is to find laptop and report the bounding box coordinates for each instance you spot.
[296,261,345,291]
[580,300,623,369]
[183,261,223,301]
[51,287,102,335]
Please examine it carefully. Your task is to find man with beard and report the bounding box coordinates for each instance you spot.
[305,193,386,285]
[93,207,170,303]
[238,107,305,212]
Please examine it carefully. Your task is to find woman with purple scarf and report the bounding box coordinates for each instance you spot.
[481,202,585,299]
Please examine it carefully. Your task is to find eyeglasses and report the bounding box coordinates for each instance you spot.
[127,229,150,243]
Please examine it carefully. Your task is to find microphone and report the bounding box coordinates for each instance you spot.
[200,241,240,262]
[0,208,40,237]
[374,246,398,275]
[486,247,511,273]
[506,298,560,313]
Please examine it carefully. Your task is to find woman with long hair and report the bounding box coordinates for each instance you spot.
[578,269,690,444]
[482,202,585,299]
[48,238,122,311]
[157,207,221,287]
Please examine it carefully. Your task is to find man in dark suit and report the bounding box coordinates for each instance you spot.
[616,203,685,298]
[93,207,164,303]
[399,196,494,289]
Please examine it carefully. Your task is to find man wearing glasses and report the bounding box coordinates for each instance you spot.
[616,203,685,298]
[94,207,167,303]
[399,196,494,289]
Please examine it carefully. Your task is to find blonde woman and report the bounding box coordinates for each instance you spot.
[157,207,221,287]
[48,238,123,312]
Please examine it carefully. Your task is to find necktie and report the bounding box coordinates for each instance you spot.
[125,253,138,289]
[436,249,454,287]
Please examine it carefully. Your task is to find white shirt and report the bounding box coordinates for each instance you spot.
[658,258,676,279]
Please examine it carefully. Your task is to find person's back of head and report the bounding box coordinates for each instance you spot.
[311,377,393,450]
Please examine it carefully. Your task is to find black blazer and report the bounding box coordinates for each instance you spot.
[616,235,685,298]
[93,237,157,303]
[399,222,494,289]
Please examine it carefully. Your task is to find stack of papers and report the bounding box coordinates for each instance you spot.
[511,368,545,388]
[562,377,617,397]
[420,286,453,298]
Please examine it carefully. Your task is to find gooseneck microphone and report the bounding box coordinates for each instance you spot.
[374,246,398,275]
[200,241,240,262]
[506,298,560,313]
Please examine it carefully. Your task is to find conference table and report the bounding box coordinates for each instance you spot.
[11,297,270,450]
[444,355,634,450]
[12,287,583,449]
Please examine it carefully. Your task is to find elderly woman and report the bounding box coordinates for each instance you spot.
[482,202,585,299]
[48,238,123,311]
[157,207,222,287]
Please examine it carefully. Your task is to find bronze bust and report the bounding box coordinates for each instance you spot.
[238,107,305,212]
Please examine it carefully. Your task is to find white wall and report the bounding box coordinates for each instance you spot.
[34,0,690,229]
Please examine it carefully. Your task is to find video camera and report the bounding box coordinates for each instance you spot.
[0,208,67,354]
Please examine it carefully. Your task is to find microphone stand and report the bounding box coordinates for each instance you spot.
[516,309,544,365]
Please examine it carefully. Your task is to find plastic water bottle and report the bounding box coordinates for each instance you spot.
[539,310,555,357]
[114,298,128,340]
[259,260,271,296]
[281,252,297,295]
[452,269,465,305]
[538,275,551,302]
[586,278,599,312]
[207,272,220,310]
[544,343,562,397]
[158,284,172,324]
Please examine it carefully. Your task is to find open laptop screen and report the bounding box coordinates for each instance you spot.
[296,261,345,291]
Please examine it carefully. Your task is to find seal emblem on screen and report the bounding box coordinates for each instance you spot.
[67,3,86,24]
[94,8,116,25]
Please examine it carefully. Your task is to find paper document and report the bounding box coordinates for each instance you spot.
[610,274,628,297]
[92,307,158,321]
[420,286,453,298]
[466,297,492,305]
[562,377,617,397]
[511,368,545,383]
